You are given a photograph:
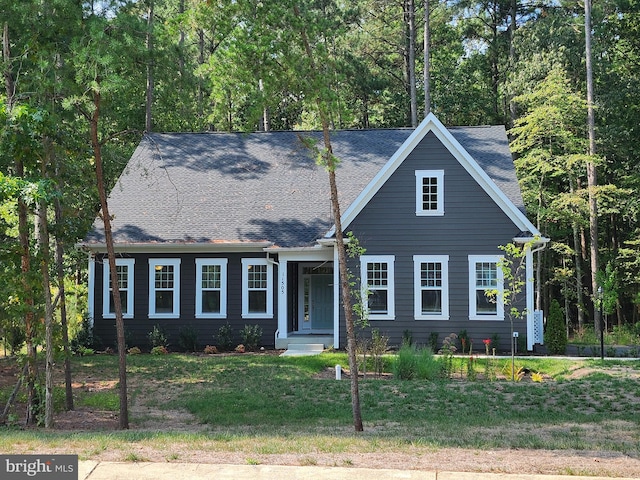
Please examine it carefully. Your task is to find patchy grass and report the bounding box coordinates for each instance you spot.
[1,353,639,463]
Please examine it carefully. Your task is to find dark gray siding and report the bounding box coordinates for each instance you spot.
[93,252,278,350]
[343,131,527,351]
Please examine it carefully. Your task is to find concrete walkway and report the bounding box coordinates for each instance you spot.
[78,461,638,480]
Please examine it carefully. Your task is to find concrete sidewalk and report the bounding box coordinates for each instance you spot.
[78,461,638,480]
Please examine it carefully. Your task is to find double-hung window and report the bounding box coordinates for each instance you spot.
[242,258,273,318]
[103,258,135,319]
[413,255,449,320]
[361,255,395,320]
[469,255,504,320]
[149,259,181,318]
[195,259,227,318]
[415,170,444,216]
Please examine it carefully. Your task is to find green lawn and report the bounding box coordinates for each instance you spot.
[1,352,639,461]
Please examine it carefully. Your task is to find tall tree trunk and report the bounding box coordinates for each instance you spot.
[5,21,38,426]
[423,0,430,117]
[37,150,55,428]
[569,176,585,331]
[406,0,418,126]
[18,164,38,426]
[293,4,363,432]
[508,0,517,126]
[584,0,600,333]
[55,165,74,411]
[198,29,205,126]
[91,85,129,430]
[145,0,154,132]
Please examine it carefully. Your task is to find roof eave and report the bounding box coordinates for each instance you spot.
[79,241,274,254]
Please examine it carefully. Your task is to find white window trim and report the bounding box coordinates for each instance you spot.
[468,255,504,321]
[103,258,135,319]
[195,258,228,319]
[148,258,181,319]
[241,258,273,319]
[360,255,395,320]
[413,255,449,320]
[415,169,445,216]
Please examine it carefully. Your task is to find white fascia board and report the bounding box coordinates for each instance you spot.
[80,241,273,254]
[334,112,540,237]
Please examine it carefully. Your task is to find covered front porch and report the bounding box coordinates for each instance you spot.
[269,244,340,350]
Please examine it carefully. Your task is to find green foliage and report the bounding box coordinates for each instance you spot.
[369,329,389,377]
[177,325,199,352]
[70,316,96,354]
[148,325,169,349]
[426,332,438,353]
[458,329,470,354]
[501,363,525,382]
[1,321,26,355]
[402,330,413,347]
[545,299,567,355]
[239,324,262,351]
[216,323,234,351]
[151,346,169,355]
[393,344,442,380]
[392,344,419,380]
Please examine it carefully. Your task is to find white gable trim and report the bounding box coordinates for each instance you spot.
[331,113,539,236]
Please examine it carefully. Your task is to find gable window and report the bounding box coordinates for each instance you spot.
[149,259,180,318]
[242,258,273,318]
[415,170,444,216]
[413,255,449,320]
[103,258,135,319]
[468,255,504,320]
[196,259,228,318]
[361,255,395,320]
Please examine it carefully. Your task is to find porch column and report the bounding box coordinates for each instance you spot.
[277,259,288,342]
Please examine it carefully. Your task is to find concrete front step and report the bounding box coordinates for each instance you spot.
[280,343,325,357]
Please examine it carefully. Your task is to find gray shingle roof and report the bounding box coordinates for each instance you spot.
[84,126,523,248]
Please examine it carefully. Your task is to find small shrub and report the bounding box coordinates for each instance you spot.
[531,372,544,383]
[490,333,500,353]
[502,362,524,381]
[438,333,458,378]
[402,329,413,347]
[203,345,218,354]
[127,346,141,355]
[393,344,418,380]
[458,329,470,354]
[148,324,169,349]
[416,347,442,380]
[70,316,95,354]
[545,299,567,355]
[427,332,439,353]
[216,322,234,351]
[370,329,389,377]
[240,324,262,351]
[3,322,26,355]
[77,347,95,356]
[151,345,169,355]
[178,325,199,352]
[466,355,478,381]
[393,344,442,380]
